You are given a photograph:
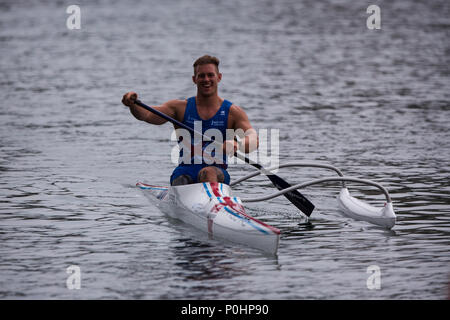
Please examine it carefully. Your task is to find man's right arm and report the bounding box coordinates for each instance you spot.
[122,91,180,125]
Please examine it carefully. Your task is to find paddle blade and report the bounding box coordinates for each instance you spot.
[267,174,315,217]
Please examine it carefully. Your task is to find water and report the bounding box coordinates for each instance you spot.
[0,0,449,299]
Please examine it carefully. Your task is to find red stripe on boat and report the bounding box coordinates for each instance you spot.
[209,183,281,235]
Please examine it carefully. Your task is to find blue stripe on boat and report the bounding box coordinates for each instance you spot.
[138,185,168,191]
[203,182,213,198]
[223,207,269,234]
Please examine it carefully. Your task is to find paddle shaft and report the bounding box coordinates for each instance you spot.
[132,99,314,216]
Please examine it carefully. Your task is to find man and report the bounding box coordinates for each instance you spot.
[122,55,258,185]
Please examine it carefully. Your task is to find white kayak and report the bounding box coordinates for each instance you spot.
[137,182,280,255]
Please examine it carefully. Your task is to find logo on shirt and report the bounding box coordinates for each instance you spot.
[211,120,225,126]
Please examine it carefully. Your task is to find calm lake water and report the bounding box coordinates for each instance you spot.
[0,0,449,299]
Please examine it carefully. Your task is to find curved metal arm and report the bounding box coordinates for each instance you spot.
[240,177,392,203]
[231,162,346,186]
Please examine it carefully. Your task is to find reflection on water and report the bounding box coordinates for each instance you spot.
[0,0,449,299]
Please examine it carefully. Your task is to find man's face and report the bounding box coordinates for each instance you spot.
[192,64,222,97]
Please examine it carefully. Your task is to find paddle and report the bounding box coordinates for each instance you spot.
[132,99,315,216]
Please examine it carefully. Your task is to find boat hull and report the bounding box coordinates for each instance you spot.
[137,182,280,254]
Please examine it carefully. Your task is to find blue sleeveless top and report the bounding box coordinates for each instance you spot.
[178,96,232,168]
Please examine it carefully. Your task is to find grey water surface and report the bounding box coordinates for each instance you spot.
[0,0,449,299]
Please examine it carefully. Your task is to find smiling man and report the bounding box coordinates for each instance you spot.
[122,55,259,185]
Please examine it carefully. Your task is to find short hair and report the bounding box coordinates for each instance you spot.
[193,55,220,74]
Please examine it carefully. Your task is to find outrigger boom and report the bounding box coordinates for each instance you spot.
[232,162,396,229]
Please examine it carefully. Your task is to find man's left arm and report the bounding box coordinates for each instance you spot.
[227,105,259,154]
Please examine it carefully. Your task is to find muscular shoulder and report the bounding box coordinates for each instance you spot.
[164,99,187,110]
[163,99,187,121]
[229,104,247,120]
[228,104,252,131]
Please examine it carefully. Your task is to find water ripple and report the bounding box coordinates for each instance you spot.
[1,0,449,300]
